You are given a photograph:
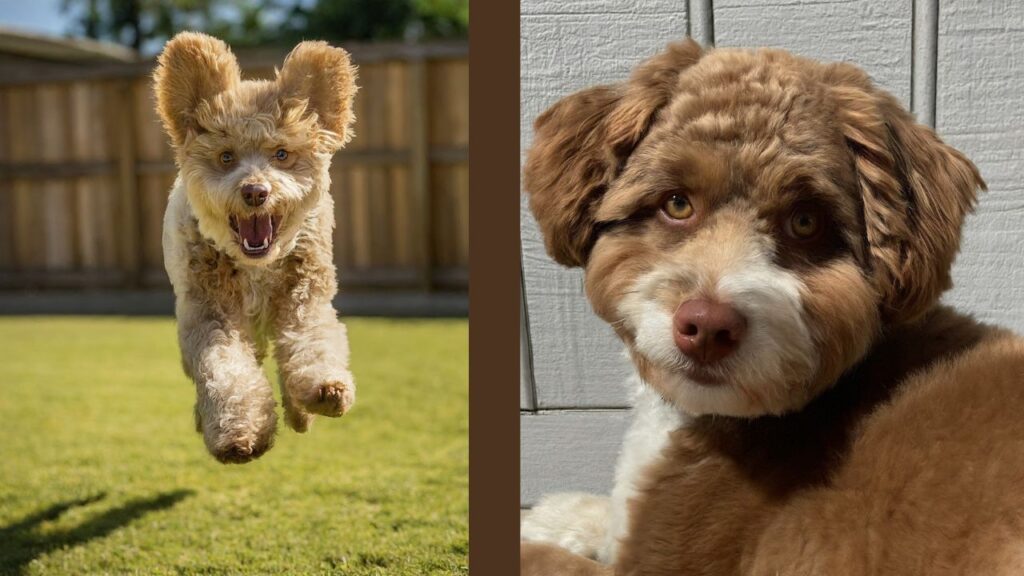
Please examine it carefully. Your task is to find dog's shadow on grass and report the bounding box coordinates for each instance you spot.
[0,490,193,575]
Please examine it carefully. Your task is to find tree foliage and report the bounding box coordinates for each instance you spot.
[61,0,468,53]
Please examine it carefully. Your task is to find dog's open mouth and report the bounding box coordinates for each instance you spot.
[229,214,282,258]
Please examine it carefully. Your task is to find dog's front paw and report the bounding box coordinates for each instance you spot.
[207,426,275,464]
[306,382,354,417]
[521,493,611,560]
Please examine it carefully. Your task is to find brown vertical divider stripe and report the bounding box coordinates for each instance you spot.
[469,2,521,574]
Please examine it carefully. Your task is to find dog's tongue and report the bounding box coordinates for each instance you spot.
[238,214,273,247]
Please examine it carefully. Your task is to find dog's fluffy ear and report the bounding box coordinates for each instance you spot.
[277,41,358,148]
[154,32,241,148]
[828,64,985,323]
[523,40,704,267]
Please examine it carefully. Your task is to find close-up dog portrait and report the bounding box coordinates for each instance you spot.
[520,1,1024,574]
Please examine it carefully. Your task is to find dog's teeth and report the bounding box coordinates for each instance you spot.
[243,239,252,250]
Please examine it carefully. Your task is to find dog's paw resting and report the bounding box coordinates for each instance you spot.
[521,492,611,560]
[521,542,612,576]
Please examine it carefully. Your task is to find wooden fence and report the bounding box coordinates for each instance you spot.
[0,42,468,292]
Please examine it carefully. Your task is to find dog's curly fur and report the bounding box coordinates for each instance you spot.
[155,32,358,463]
[521,40,1024,575]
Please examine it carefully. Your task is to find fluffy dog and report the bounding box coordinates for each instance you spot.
[521,39,1024,574]
[155,32,357,463]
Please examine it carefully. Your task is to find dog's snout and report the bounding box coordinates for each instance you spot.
[241,183,269,207]
[673,299,747,364]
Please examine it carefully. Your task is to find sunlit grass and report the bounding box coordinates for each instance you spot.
[0,316,468,575]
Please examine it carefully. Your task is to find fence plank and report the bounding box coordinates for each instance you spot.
[70,81,98,269]
[0,88,10,269]
[390,167,412,266]
[115,80,141,286]
[8,86,47,269]
[409,57,432,290]
[348,166,371,269]
[429,60,469,147]
[37,84,74,269]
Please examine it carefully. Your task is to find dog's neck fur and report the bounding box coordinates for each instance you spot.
[616,306,1001,573]
[688,306,992,493]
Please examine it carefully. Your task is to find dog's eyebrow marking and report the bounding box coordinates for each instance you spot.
[593,213,651,239]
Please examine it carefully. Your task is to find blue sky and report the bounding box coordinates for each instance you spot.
[0,0,312,55]
[0,0,70,36]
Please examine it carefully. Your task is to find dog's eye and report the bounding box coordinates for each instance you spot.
[274,149,288,161]
[220,151,234,165]
[787,210,822,239]
[662,194,694,220]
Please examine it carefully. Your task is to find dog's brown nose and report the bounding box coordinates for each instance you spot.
[673,299,747,364]
[241,183,269,207]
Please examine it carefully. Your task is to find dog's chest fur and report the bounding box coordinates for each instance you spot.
[164,186,336,349]
[616,308,1024,574]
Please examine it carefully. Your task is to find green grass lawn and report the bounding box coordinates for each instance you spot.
[0,316,467,576]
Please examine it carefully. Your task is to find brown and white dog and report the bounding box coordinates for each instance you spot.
[521,39,1024,575]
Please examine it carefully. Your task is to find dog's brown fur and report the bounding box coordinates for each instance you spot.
[522,542,613,576]
[614,310,1023,575]
[523,40,1024,574]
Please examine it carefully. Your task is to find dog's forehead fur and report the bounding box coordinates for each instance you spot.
[189,82,322,153]
[602,49,860,220]
[596,48,866,263]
